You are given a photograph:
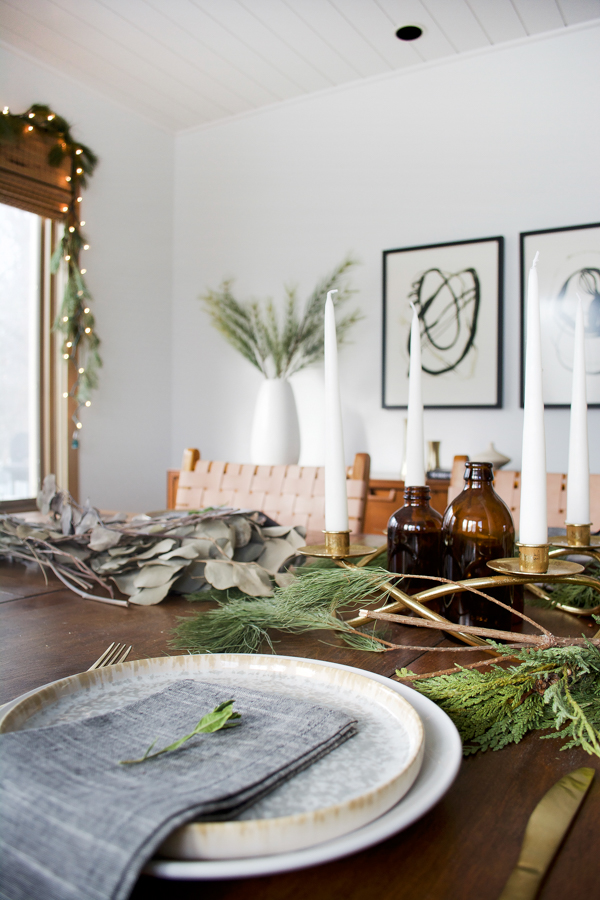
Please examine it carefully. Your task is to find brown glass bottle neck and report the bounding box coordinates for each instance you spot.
[403,485,431,506]
[463,463,494,485]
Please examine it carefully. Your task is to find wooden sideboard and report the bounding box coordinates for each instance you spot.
[166,469,450,534]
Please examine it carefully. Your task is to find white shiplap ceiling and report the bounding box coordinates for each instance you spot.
[2,0,599,132]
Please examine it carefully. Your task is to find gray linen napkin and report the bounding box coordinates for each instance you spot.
[0,679,357,900]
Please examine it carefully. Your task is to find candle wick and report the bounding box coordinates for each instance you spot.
[409,301,417,315]
[532,251,539,268]
[327,289,338,303]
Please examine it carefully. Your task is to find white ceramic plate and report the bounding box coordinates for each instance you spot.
[146,662,462,880]
[0,654,428,861]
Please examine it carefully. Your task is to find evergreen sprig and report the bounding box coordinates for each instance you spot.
[172,565,393,655]
[400,640,600,757]
[528,560,600,611]
[0,103,100,430]
[201,257,361,378]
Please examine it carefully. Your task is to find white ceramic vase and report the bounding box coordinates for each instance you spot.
[250,378,301,465]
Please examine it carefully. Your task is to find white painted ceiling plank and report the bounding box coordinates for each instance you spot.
[329,0,423,69]
[235,0,362,84]
[556,0,600,25]
[6,0,238,118]
[284,0,392,78]
[375,0,458,61]
[94,0,276,109]
[142,0,303,102]
[421,0,491,51]
[192,0,332,93]
[465,0,527,43]
[511,0,566,33]
[45,0,252,116]
[0,17,191,129]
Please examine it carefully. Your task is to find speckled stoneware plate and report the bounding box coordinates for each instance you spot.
[0,654,425,860]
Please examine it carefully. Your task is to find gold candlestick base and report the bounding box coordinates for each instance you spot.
[298,531,375,560]
[549,524,600,551]
[488,543,584,577]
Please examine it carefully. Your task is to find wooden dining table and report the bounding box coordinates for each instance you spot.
[1,551,599,900]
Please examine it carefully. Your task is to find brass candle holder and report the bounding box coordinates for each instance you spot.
[548,523,600,564]
[298,530,375,560]
[487,542,584,578]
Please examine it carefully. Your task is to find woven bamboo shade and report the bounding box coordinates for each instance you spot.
[0,129,71,219]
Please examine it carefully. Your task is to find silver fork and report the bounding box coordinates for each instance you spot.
[87,642,132,670]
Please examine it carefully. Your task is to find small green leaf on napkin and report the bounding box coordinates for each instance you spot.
[119,699,241,765]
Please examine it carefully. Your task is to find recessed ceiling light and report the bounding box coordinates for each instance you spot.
[396,25,423,41]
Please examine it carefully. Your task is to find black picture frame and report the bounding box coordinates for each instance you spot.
[382,236,503,409]
[520,222,600,408]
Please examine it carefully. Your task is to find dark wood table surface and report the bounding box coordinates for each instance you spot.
[1,555,599,900]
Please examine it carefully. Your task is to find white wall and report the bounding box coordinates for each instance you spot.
[172,24,600,477]
[1,45,174,510]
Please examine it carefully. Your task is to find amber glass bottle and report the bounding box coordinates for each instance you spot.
[387,486,442,596]
[442,461,518,630]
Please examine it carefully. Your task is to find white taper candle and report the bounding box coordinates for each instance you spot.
[520,252,548,544]
[566,296,590,524]
[405,302,426,486]
[324,290,349,532]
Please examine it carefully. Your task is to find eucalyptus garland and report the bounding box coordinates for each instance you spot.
[0,103,100,438]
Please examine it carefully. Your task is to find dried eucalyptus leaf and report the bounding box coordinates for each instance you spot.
[57,543,91,561]
[16,525,35,539]
[60,504,73,535]
[233,541,264,563]
[107,545,138,557]
[172,562,207,594]
[159,544,200,561]
[75,510,100,534]
[128,579,177,606]
[211,538,234,560]
[286,528,307,550]
[111,572,140,596]
[135,539,176,560]
[166,525,196,537]
[89,526,122,552]
[37,474,56,514]
[194,521,232,542]
[228,516,252,548]
[233,563,273,597]
[261,526,293,538]
[204,560,238,590]
[257,538,296,575]
[133,563,185,588]
[181,538,214,558]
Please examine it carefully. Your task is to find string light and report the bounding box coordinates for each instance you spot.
[78,367,85,374]
[76,422,83,429]
[62,316,69,322]
[66,341,72,348]
[77,196,82,202]
[80,221,85,226]
[63,353,69,359]
[84,307,90,314]
[69,226,75,232]
[47,114,55,121]
[62,392,69,398]
[65,176,71,183]
[80,268,87,274]
[76,167,83,174]
[27,125,33,131]
[84,327,91,334]
[65,254,70,261]
[2,107,9,114]
[75,148,82,155]
[28,112,35,118]
[62,206,68,212]
[83,244,89,250]
[85,400,91,407]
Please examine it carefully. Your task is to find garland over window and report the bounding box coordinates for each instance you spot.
[0,103,100,442]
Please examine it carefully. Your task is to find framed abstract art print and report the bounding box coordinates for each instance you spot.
[382,236,503,408]
[520,222,600,407]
